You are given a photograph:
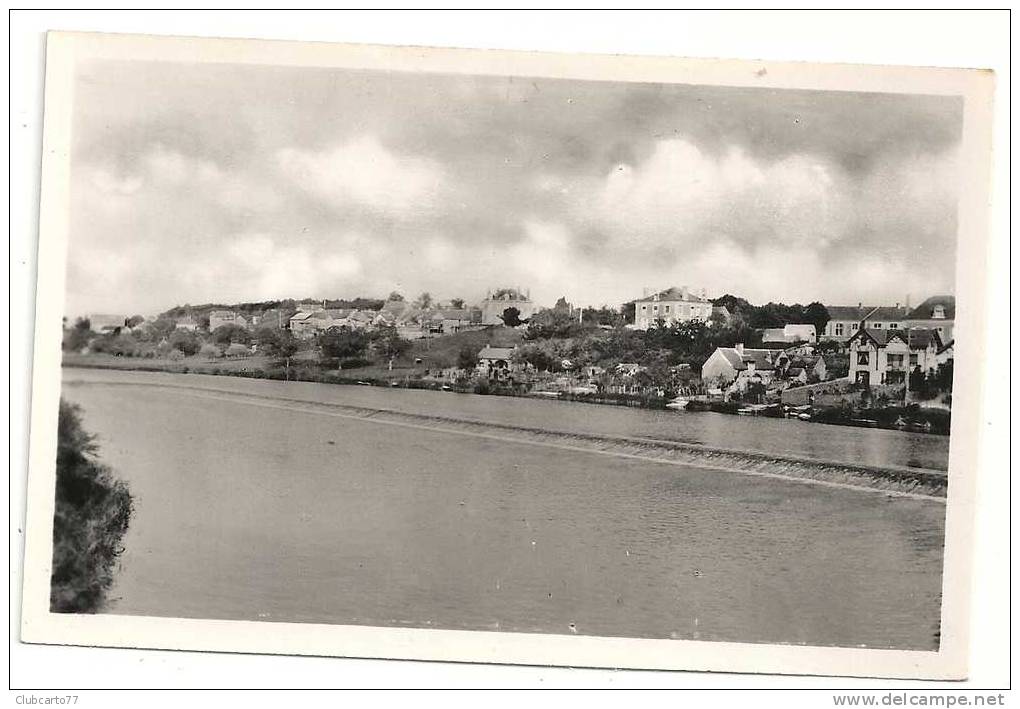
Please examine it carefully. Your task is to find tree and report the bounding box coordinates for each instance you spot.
[370,325,412,360]
[500,306,523,327]
[148,316,178,341]
[803,302,830,336]
[524,307,581,340]
[415,292,433,309]
[387,291,405,302]
[126,315,145,329]
[63,317,94,352]
[553,296,572,313]
[225,343,250,358]
[621,302,636,325]
[449,298,465,309]
[318,326,369,361]
[168,329,201,356]
[457,346,479,371]
[211,324,252,346]
[581,305,622,328]
[255,327,299,361]
[513,342,560,372]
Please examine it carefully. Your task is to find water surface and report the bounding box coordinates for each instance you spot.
[61,368,946,649]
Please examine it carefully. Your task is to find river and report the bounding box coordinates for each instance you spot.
[59,367,947,650]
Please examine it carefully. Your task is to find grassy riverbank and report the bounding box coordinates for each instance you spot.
[51,399,134,612]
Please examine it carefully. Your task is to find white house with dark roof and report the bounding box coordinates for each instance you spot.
[700,343,787,388]
[847,327,943,387]
[632,286,713,330]
[821,303,910,340]
[476,344,519,381]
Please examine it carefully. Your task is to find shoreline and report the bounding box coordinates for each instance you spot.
[63,368,948,500]
[61,353,952,437]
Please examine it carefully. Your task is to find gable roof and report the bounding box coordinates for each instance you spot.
[826,305,877,321]
[290,312,313,322]
[634,287,709,304]
[849,327,909,347]
[866,306,909,322]
[907,328,943,350]
[714,347,786,371]
[478,346,515,361]
[907,295,955,320]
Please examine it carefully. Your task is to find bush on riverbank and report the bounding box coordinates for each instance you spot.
[50,400,134,613]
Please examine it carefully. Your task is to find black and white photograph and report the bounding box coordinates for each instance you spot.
[18,28,997,681]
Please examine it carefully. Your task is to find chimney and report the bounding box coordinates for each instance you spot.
[681,285,689,299]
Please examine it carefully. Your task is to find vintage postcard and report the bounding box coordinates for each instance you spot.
[20,31,994,678]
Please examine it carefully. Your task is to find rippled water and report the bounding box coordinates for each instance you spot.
[60,368,947,649]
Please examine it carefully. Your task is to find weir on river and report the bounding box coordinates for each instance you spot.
[57,367,949,650]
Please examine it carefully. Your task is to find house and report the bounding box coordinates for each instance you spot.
[821,304,910,340]
[88,314,127,334]
[289,311,317,339]
[863,305,910,331]
[476,344,518,382]
[424,308,474,335]
[700,344,787,388]
[904,295,955,343]
[174,315,199,331]
[346,310,377,329]
[846,327,942,387]
[906,328,943,375]
[209,310,250,331]
[631,286,713,330]
[479,287,537,325]
[782,354,827,383]
[760,323,817,345]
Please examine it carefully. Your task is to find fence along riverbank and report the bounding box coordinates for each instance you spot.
[64,377,948,501]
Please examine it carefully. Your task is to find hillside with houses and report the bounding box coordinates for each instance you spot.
[63,287,955,434]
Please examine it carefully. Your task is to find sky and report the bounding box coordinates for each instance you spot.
[66,59,963,317]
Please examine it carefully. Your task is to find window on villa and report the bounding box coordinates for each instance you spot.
[889,323,898,329]
[640,305,647,312]
[873,323,882,329]
[857,351,870,366]
[888,354,904,369]
[664,305,670,312]
[851,323,858,330]
[835,324,844,336]
[933,305,946,319]
[652,305,658,312]
[909,354,918,366]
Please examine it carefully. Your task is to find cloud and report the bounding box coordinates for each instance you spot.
[64,62,964,316]
[579,139,852,254]
[276,136,444,216]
